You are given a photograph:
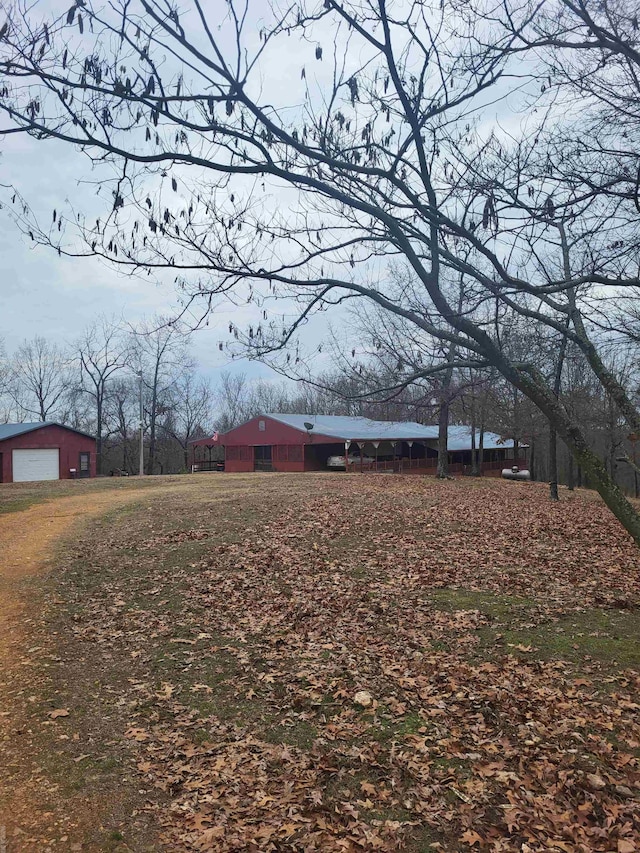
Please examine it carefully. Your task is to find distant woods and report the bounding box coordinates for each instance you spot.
[1,316,637,497]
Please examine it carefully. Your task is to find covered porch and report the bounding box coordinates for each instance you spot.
[339,439,526,476]
[189,437,225,472]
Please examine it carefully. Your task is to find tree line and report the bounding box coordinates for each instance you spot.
[1,310,637,496]
[0,317,212,475]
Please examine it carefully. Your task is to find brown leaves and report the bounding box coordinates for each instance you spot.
[460,829,483,846]
[40,477,640,851]
[125,727,150,742]
[586,772,607,790]
[48,708,69,719]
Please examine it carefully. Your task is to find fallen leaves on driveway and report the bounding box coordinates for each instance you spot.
[47,708,69,719]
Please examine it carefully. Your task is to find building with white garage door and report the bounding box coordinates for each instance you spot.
[0,423,96,483]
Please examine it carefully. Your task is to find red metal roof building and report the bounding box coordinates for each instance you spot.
[189,414,523,475]
[0,423,96,483]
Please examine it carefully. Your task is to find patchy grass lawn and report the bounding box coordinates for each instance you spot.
[2,474,640,851]
[0,473,190,516]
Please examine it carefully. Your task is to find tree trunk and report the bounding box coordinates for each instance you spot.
[503,362,640,546]
[470,414,484,477]
[559,225,640,437]
[549,426,559,501]
[434,290,465,480]
[569,440,640,543]
[572,308,640,435]
[436,399,449,478]
[96,395,103,475]
[146,363,159,475]
[470,404,476,475]
[408,265,640,545]
[618,454,640,483]
[147,420,156,474]
[567,454,575,491]
[549,326,568,502]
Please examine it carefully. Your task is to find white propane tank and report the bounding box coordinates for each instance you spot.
[501,466,531,481]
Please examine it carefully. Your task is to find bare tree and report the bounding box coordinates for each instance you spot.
[0,337,11,423]
[75,318,129,473]
[3,2,640,539]
[104,376,137,472]
[214,370,299,430]
[130,318,189,474]
[160,368,213,470]
[215,372,252,432]
[9,336,70,421]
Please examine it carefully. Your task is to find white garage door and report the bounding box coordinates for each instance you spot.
[12,448,60,482]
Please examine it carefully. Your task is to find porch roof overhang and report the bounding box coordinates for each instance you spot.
[188,436,219,448]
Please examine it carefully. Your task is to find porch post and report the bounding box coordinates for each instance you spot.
[345,440,351,472]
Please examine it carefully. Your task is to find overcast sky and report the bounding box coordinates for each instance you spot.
[2,130,283,381]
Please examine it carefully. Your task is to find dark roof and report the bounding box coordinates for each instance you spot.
[0,422,95,442]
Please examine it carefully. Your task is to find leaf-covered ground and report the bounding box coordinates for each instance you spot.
[2,474,640,851]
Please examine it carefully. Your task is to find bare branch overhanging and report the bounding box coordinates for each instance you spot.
[2,0,640,537]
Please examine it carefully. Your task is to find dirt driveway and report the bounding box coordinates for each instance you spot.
[0,474,256,648]
[0,474,270,849]
[0,479,211,849]
[0,486,176,661]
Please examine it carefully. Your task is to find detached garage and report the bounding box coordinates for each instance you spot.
[0,423,96,484]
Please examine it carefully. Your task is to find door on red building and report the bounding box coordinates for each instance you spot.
[254,445,273,472]
[78,452,91,478]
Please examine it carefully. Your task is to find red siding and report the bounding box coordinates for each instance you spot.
[222,416,334,447]
[225,459,254,473]
[272,444,305,472]
[220,417,336,473]
[0,425,96,483]
[225,444,254,473]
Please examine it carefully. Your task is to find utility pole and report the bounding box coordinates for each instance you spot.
[138,369,144,476]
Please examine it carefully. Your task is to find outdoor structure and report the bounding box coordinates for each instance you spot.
[189,414,525,475]
[0,423,96,483]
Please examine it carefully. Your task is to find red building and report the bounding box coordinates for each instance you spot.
[0,423,96,483]
[189,414,524,475]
